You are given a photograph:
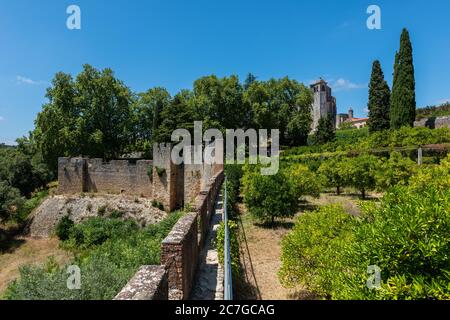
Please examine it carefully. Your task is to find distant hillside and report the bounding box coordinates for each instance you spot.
[0,143,15,149]
[417,102,450,120]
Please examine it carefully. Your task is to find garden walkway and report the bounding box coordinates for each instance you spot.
[190,193,224,300]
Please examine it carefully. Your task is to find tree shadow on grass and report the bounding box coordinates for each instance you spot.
[344,193,380,201]
[235,214,262,300]
[287,289,321,300]
[254,220,295,230]
[298,201,319,213]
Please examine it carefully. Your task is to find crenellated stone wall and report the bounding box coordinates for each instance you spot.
[161,212,199,300]
[85,159,153,197]
[115,170,224,300]
[57,143,225,300]
[58,143,224,212]
[58,158,87,193]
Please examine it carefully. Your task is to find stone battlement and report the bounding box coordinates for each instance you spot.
[57,144,223,212]
[114,170,224,300]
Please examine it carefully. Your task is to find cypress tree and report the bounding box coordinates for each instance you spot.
[390,28,416,129]
[314,115,335,145]
[367,60,391,132]
[244,73,257,90]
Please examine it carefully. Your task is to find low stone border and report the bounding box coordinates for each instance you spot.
[114,265,168,300]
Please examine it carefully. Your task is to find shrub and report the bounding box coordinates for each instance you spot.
[155,166,166,177]
[5,212,183,300]
[13,189,49,223]
[242,165,298,225]
[225,164,243,197]
[66,217,138,249]
[347,155,379,199]
[279,205,357,298]
[375,152,417,191]
[409,154,450,192]
[341,185,450,300]
[224,164,243,219]
[0,181,24,221]
[151,200,164,211]
[286,164,322,199]
[55,215,74,241]
[97,205,107,216]
[356,127,450,151]
[318,158,350,195]
[279,179,450,300]
[216,220,240,276]
[109,210,124,219]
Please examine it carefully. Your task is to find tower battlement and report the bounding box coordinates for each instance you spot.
[310,79,337,131]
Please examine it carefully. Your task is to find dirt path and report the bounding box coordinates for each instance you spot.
[0,237,72,295]
[237,212,301,300]
[236,193,367,300]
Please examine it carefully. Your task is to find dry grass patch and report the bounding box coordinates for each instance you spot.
[0,237,72,295]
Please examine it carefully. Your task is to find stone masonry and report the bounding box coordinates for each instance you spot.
[115,170,224,300]
[58,144,224,212]
[414,115,450,129]
[114,266,168,300]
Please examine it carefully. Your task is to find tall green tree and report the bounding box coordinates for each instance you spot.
[367,60,391,132]
[390,28,416,129]
[192,75,249,130]
[130,88,170,157]
[314,115,335,145]
[146,87,171,141]
[0,181,24,220]
[154,90,195,143]
[75,65,134,160]
[244,73,257,90]
[243,77,312,145]
[34,65,134,172]
[34,72,79,172]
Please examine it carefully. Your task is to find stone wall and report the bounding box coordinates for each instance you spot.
[86,159,153,197]
[414,115,450,129]
[114,266,168,300]
[58,144,221,213]
[161,212,199,300]
[152,144,180,211]
[58,158,87,193]
[115,170,224,300]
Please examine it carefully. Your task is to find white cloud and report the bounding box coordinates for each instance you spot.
[330,78,367,92]
[437,98,450,105]
[16,75,48,85]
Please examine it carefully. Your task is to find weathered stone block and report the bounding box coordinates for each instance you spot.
[114,265,168,300]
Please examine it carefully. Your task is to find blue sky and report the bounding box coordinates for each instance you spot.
[1,0,450,144]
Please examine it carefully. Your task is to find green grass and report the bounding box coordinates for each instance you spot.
[3,211,183,300]
[15,190,49,223]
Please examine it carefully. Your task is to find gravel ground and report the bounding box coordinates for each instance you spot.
[28,194,168,238]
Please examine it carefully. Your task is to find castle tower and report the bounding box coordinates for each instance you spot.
[310,79,337,131]
[348,107,354,120]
